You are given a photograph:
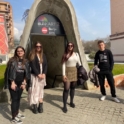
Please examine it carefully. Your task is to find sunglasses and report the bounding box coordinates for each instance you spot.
[36,46,42,48]
[68,44,73,47]
[17,50,24,53]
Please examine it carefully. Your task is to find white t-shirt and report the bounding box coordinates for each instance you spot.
[62,52,81,76]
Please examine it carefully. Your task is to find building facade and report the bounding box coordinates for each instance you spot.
[0,2,14,55]
[110,0,124,62]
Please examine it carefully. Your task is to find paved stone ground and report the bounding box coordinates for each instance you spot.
[0,87,124,124]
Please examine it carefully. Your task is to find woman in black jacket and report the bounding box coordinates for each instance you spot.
[28,41,47,114]
[4,46,30,124]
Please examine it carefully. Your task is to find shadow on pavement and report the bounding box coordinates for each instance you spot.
[0,93,30,121]
[43,88,101,110]
[0,103,11,121]
[49,88,101,98]
[44,88,124,108]
[44,92,62,109]
[19,98,31,113]
[116,87,124,91]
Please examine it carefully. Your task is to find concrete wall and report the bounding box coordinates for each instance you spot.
[111,38,124,62]
[110,0,124,35]
[110,0,124,62]
[20,0,89,87]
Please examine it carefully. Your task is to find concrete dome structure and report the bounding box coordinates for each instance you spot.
[20,0,90,88]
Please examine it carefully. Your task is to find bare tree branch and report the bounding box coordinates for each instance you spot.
[22,9,30,22]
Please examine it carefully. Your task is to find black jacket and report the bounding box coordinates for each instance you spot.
[30,54,47,76]
[4,60,31,89]
[89,67,99,87]
[77,66,88,85]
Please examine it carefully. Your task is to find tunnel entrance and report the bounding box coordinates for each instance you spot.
[30,13,66,88]
[20,0,90,89]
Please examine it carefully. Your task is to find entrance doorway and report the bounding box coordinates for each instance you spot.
[30,35,66,87]
[30,13,66,87]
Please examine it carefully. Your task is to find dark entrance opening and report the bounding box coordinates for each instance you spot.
[30,14,66,88]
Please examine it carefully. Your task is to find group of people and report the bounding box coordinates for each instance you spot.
[4,40,120,124]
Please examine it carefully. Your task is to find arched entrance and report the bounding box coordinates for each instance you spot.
[20,0,91,89]
[30,13,67,87]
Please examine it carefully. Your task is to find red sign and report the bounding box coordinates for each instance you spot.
[41,27,48,34]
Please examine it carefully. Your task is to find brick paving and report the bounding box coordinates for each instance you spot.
[0,87,124,124]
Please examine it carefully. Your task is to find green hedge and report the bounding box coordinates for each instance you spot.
[89,51,95,59]
[88,63,124,75]
[0,64,6,90]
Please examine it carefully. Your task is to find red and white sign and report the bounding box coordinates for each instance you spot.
[41,27,48,34]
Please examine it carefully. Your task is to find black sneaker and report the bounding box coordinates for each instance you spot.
[11,117,23,124]
[70,103,75,108]
[17,113,25,119]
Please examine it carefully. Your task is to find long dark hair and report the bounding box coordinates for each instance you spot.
[61,42,74,64]
[7,46,26,66]
[29,41,43,63]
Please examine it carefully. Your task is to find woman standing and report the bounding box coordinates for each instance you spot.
[28,41,47,114]
[4,46,30,124]
[61,42,81,113]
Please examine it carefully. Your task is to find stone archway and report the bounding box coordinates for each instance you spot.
[20,0,90,88]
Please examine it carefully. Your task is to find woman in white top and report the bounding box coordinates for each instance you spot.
[61,42,81,113]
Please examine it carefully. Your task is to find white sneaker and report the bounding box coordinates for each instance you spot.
[100,95,106,101]
[113,97,120,103]
[11,117,23,124]
[17,113,25,119]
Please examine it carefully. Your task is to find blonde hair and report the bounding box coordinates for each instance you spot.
[29,41,43,63]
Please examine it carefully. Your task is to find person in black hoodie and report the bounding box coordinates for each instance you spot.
[94,40,120,103]
[4,46,30,124]
[28,41,47,114]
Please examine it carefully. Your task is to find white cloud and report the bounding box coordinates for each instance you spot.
[14,27,19,38]
[14,27,23,40]
[13,22,25,40]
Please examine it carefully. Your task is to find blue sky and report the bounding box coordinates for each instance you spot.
[6,0,110,41]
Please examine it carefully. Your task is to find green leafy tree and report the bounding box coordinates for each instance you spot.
[83,36,111,54]
[89,51,96,59]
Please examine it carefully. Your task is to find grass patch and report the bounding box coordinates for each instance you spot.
[88,63,124,75]
[0,64,6,90]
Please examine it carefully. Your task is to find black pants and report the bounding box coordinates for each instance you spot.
[98,70,116,97]
[9,87,23,119]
